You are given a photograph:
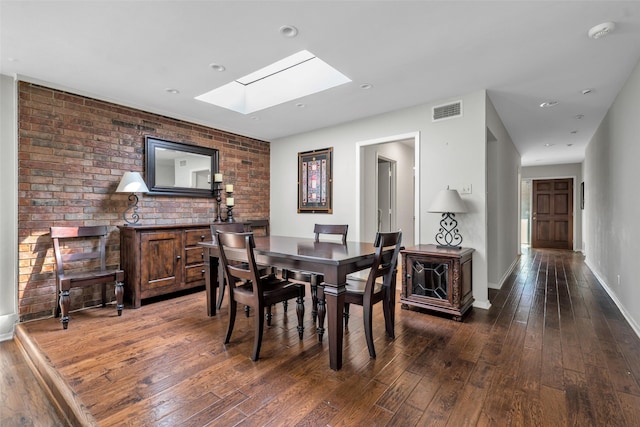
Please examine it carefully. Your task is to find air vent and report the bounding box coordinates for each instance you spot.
[432,101,462,122]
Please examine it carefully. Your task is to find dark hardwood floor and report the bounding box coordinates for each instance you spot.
[3,248,640,426]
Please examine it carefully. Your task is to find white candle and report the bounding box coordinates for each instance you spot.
[225,184,234,193]
[226,197,234,206]
[214,173,223,182]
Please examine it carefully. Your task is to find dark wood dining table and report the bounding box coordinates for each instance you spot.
[200,235,397,371]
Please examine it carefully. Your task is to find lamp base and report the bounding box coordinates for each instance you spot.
[436,244,462,250]
[434,212,463,248]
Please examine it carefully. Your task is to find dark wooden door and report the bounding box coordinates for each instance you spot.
[532,178,573,249]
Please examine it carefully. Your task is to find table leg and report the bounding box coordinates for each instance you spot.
[322,283,345,371]
[204,249,219,317]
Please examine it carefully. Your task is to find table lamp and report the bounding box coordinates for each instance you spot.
[116,172,150,225]
[428,188,467,249]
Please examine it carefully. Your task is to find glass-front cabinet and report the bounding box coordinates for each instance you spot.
[401,245,474,321]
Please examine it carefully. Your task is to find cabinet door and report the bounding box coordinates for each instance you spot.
[406,255,454,308]
[140,231,183,298]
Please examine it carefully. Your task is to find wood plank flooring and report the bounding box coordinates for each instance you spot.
[4,248,640,426]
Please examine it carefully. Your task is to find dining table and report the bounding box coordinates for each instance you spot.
[199,235,397,371]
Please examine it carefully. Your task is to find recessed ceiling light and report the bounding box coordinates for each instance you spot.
[296,103,306,108]
[588,22,616,39]
[544,143,554,147]
[165,88,180,94]
[567,143,574,147]
[540,101,558,108]
[570,130,578,134]
[209,63,226,72]
[575,114,584,120]
[581,88,593,95]
[279,25,298,38]
[360,83,373,90]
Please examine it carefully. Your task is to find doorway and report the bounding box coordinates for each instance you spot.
[532,178,573,249]
[356,132,418,247]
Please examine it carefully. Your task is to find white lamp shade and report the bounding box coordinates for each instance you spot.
[428,188,467,213]
[116,172,150,193]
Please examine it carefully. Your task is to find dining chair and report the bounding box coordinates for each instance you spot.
[342,230,402,358]
[50,226,125,330]
[283,224,348,325]
[217,231,305,361]
[211,222,273,311]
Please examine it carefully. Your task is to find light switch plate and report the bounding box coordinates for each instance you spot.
[459,184,472,194]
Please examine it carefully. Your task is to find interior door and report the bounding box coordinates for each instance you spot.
[377,159,392,232]
[532,178,573,249]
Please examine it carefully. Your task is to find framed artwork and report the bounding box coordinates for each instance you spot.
[298,147,333,213]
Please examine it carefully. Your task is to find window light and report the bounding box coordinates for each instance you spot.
[195,50,351,114]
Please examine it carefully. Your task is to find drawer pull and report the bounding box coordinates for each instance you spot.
[200,235,205,240]
[176,255,182,260]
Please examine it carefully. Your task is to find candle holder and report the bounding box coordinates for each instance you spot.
[213,174,224,222]
[225,190,235,222]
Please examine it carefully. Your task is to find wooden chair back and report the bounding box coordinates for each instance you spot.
[216,231,263,300]
[363,230,403,297]
[210,222,245,244]
[314,223,348,244]
[248,219,270,236]
[50,225,124,329]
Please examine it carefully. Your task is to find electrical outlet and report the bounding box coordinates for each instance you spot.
[459,184,472,195]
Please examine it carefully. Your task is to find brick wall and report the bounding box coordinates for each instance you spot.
[18,82,270,322]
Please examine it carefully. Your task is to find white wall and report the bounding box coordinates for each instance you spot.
[583,58,640,335]
[271,90,491,308]
[486,96,521,289]
[0,74,18,340]
[521,163,583,251]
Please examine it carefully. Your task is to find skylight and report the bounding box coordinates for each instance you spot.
[195,50,351,114]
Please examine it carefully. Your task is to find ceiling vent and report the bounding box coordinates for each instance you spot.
[432,101,462,122]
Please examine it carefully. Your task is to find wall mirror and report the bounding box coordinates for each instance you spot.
[145,136,219,197]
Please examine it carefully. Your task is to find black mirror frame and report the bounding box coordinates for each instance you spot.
[145,136,219,197]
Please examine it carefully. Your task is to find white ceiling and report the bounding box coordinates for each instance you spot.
[2,1,640,166]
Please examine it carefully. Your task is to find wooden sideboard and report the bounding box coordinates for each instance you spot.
[119,224,213,307]
[400,244,474,321]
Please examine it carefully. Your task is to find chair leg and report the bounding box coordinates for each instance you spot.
[363,304,376,359]
[115,280,124,316]
[225,300,237,344]
[252,305,265,361]
[244,305,250,317]
[383,289,395,339]
[296,288,305,340]
[59,288,70,330]
[282,300,288,312]
[344,303,351,328]
[316,286,325,342]
[310,274,318,322]
[266,305,273,326]
[216,276,225,310]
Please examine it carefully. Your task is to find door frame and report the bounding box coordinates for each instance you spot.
[355,132,420,244]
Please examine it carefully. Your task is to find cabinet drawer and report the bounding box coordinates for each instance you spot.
[185,247,205,265]
[185,228,212,247]
[185,265,207,284]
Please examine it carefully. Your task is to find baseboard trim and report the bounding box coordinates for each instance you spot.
[14,324,99,427]
[584,260,640,340]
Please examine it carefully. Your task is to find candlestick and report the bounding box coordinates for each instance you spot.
[225,184,234,193]
[214,173,223,182]
[226,197,234,206]
[226,189,234,222]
